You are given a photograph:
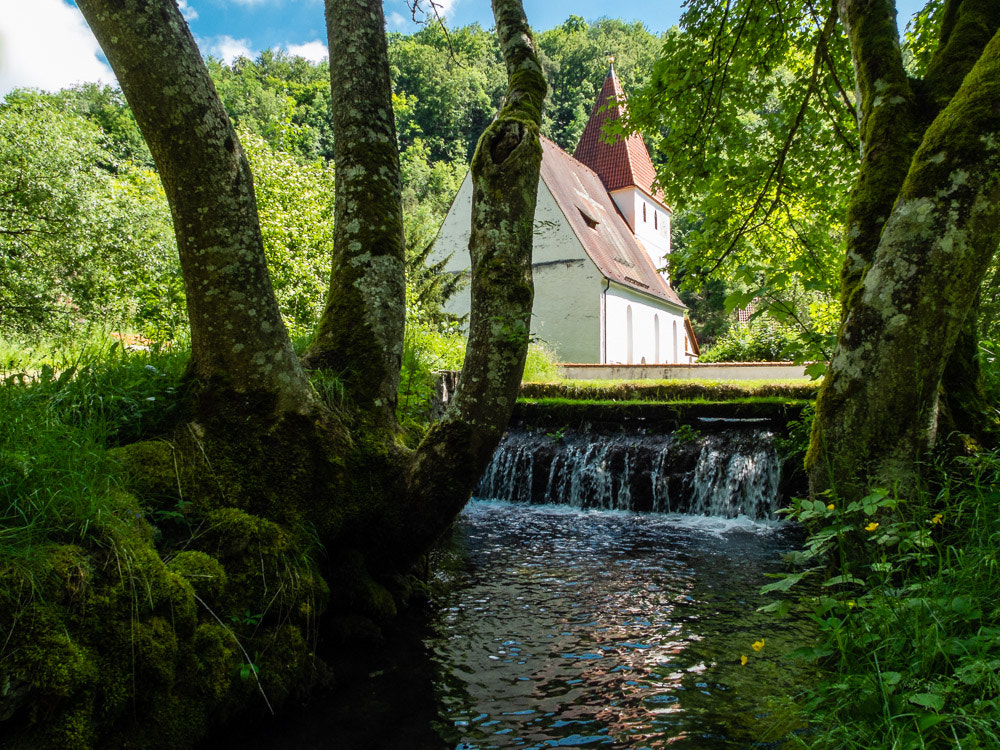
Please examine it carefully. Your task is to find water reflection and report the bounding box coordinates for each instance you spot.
[427,501,812,749]
[209,500,812,749]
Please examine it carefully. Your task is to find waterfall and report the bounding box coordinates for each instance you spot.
[475,426,781,520]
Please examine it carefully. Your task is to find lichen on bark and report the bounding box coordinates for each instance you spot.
[808,16,1000,502]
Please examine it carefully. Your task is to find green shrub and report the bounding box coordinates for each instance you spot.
[396,322,466,432]
[761,454,1000,749]
[522,341,561,382]
[698,318,801,362]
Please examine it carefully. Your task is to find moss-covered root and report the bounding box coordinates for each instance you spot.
[0,491,327,749]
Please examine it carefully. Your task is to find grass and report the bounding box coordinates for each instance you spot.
[520,378,819,402]
[0,335,188,559]
[518,395,814,408]
[763,453,1000,749]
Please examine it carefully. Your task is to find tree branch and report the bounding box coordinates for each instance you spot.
[922,0,1000,115]
[395,0,546,563]
[76,0,312,414]
[836,0,921,311]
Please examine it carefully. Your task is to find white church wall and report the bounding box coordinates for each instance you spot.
[610,189,672,279]
[604,284,687,365]
[430,173,604,364]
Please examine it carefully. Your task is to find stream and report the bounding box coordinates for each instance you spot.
[213,428,813,748]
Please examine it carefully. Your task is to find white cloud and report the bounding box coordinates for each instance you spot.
[433,0,458,15]
[0,0,115,96]
[202,35,255,64]
[285,40,327,63]
[177,0,199,21]
[388,11,408,30]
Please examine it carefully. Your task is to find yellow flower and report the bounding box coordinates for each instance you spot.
[741,654,748,666]
[931,514,944,525]
[827,504,835,510]
[865,521,879,532]
[752,638,765,652]
[846,600,856,608]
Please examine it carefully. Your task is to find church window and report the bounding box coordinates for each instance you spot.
[642,203,647,222]
[626,306,634,364]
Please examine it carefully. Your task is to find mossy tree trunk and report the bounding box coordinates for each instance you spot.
[77,0,315,417]
[304,0,406,436]
[807,0,1000,501]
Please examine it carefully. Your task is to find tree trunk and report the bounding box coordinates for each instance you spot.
[808,2,1000,501]
[9,2,547,747]
[306,0,406,435]
[77,0,314,416]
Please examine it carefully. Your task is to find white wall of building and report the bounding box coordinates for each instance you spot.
[604,284,689,364]
[610,188,672,280]
[431,173,605,364]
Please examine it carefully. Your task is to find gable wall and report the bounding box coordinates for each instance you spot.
[610,189,672,280]
[430,173,604,364]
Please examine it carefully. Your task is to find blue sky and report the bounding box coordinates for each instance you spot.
[0,0,928,95]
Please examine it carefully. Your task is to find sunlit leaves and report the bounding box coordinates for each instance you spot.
[0,92,178,337]
[628,0,859,362]
[239,128,335,337]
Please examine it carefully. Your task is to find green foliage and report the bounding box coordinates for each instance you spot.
[628,1,855,363]
[536,17,664,151]
[522,341,561,382]
[0,92,180,338]
[673,422,701,444]
[698,317,802,363]
[519,378,818,402]
[0,338,187,555]
[208,50,334,161]
[676,273,733,349]
[902,0,946,77]
[396,321,466,432]
[389,24,506,162]
[763,453,1000,749]
[239,128,335,336]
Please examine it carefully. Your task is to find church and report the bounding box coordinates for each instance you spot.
[431,62,698,365]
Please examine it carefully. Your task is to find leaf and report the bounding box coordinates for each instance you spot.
[909,693,945,712]
[881,671,902,686]
[761,571,807,594]
[916,713,947,732]
[759,599,792,617]
[805,361,827,379]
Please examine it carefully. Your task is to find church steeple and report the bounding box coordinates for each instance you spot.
[573,59,659,197]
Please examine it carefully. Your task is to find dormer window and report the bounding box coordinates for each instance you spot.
[578,208,599,230]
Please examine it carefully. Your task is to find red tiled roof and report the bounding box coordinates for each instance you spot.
[573,64,660,197]
[540,137,685,309]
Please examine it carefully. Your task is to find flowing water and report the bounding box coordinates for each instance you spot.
[423,501,811,749]
[218,427,811,749]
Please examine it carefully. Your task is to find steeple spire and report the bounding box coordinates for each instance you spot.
[573,61,658,196]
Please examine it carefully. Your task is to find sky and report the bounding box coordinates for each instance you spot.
[0,0,928,97]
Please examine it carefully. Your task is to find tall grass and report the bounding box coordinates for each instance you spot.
[0,337,187,558]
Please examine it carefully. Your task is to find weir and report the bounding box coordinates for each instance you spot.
[476,424,783,520]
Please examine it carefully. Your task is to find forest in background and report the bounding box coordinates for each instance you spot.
[1,14,852,367]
